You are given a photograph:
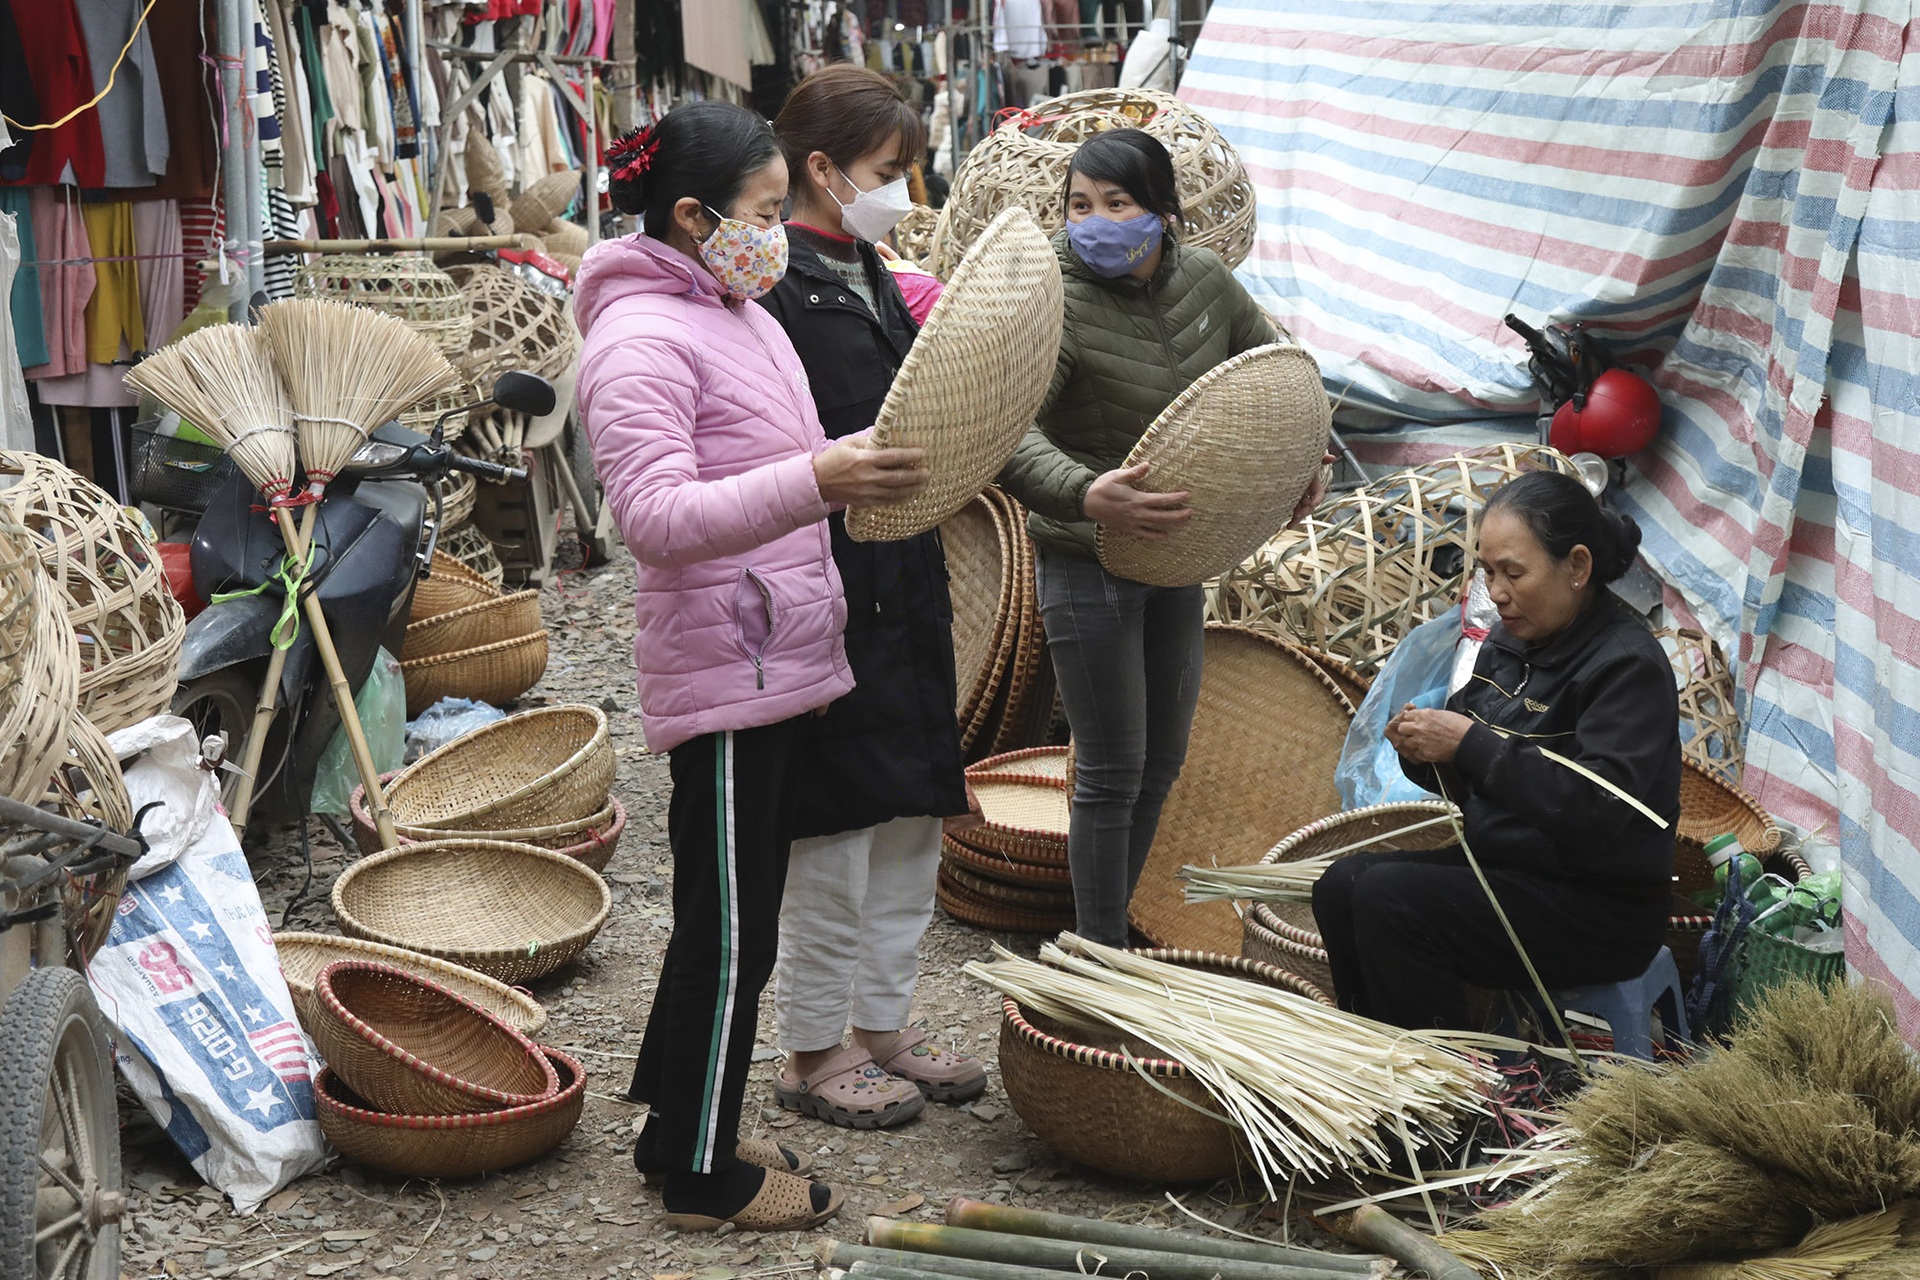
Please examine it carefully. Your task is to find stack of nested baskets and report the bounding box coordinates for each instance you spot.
[942,488,1058,761]
[938,747,1076,933]
[399,550,548,715]
[349,705,624,873]
[304,959,586,1177]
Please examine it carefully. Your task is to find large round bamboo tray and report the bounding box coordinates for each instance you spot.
[1128,626,1352,953]
[275,932,548,1037]
[385,705,612,832]
[1241,802,1461,997]
[931,88,1256,277]
[957,775,1071,867]
[1656,628,1743,785]
[410,549,501,622]
[333,840,612,985]
[401,590,542,662]
[0,450,184,734]
[350,781,626,871]
[0,509,78,806]
[943,493,1017,746]
[845,208,1062,542]
[982,491,1051,757]
[1208,444,1578,674]
[309,961,557,1116]
[1099,346,1330,589]
[509,171,581,230]
[293,254,474,358]
[441,522,506,589]
[937,866,1076,934]
[447,264,580,383]
[1301,647,1370,712]
[1000,950,1330,1182]
[400,630,549,717]
[315,1046,586,1178]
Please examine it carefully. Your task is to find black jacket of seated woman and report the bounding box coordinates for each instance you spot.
[1312,472,1681,1031]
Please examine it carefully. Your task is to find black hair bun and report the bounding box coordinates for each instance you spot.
[1596,506,1642,583]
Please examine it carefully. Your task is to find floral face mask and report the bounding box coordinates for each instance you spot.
[697,205,789,300]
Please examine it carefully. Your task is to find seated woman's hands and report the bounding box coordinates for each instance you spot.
[1386,704,1473,764]
[1083,462,1192,539]
[814,438,929,506]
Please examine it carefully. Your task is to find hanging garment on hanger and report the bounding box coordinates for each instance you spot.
[72,0,169,187]
[993,0,1046,59]
[23,189,95,380]
[32,199,140,410]
[0,208,31,450]
[131,198,184,346]
[179,195,221,315]
[251,0,284,189]
[0,192,47,366]
[144,0,219,201]
[266,0,316,203]
[3,0,106,187]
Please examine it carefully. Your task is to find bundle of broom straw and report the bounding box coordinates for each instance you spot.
[125,325,299,503]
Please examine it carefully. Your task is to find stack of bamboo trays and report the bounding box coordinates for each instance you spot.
[941,487,1059,762]
[399,550,547,715]
[937,747,1075,933]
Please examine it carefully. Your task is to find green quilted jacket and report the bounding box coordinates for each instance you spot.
[997,227,1275,557]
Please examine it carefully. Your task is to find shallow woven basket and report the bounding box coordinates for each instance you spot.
[447,264,580,384]
[1656,627,1744,785]
[309,961,557,1116]
[0,450,184,734]
[293,254,474,358]
[1000,949,1330,1182]
[982,491,1051,757]
[441,521,506,589]
[315,1046,585,1178]
[435,470,478,529]
[1300,647,1371,711]
[411,548,501,622]
[386,705,612,832]
[1128,626,1352,953]
[333,840,612,985]
[275,932,548,1037]
[846,208,1062,542]
[1099,345,1330,589]
[509,170,581,230]
[400,630,549,717]
[1240,802,1462,997]
[942,832,1075,888]
[351,780,626,872]
[401,590,542,662]
[969,745,1073,784]
[0,509,78,806]
[1674,759,1780,898]
[956,774,1071,867]
[941,859,1076,912]
[943,493,1016,744]
[937,866,1077,934]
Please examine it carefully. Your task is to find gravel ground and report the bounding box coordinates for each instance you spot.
[113,539,1355,1280]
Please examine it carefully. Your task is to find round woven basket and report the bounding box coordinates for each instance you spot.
[1098,345,1331,589]
[400,630,549,717]
[401,590,542,662]
[52,712,133,958]
[333,840,612,985]
[541,219,589,258]
[1300,647,1371,711]
[846,208,1062,542]
[969,745,1073,785]
[957,774,1070,866]
[434,471,478,530]
[942,832,1075,887]
[309,961,557,1116]
[441,521,506,589]
[275,932,548,1037]
[932,87,1256,277]
[350,779,626,872]
[293,254,474,358]
[509,171,581,231]
[385,705,612,832]
[943,493,1016,747]
[1128,626,1352,953]
[447,264,580,383]
[1674,759,1780,898]
[315,1046,585,1178]
[0,508,78,806]
[1655,627,1743,785]
[1000,949,1330,1182]
[937,866,1076,934]
[411,548,501,622]
[1240,802,1462,997]
[941,858,1076,912]
[0,450,184,735]
[981,491,1051,757]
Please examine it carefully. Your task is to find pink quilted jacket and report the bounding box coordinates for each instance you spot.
[574,234,853,752]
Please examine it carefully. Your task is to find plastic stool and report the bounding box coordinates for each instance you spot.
[1548,946,1689,1059]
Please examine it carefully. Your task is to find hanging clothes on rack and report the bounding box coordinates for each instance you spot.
[2,1,107,188]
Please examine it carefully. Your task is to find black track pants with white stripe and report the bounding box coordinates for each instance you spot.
[628,716,808,1174]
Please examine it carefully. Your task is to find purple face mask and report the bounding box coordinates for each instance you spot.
[1068,211,1165,278]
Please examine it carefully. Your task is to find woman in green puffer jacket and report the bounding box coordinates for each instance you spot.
[997,129,1326,946]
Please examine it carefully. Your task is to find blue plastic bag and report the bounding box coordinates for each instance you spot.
[1334,614,1458,808]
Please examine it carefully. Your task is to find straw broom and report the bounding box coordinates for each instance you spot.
[255,299,460,849]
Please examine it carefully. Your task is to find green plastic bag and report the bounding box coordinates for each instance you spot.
[309,648,406,818]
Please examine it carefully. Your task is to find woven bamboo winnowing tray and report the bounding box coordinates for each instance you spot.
[846,207,1062,542]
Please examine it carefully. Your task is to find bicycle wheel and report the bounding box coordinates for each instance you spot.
[0,967,123,1280]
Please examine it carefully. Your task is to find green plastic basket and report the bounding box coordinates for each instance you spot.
[1730,924,1845,1015]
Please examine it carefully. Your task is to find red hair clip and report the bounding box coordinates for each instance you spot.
[608,126,661,183]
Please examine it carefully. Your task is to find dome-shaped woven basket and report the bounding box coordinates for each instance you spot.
[400,590,542,662]
[541,219,589,258]
[385,705,613,832]
[509,170,581,231]
[0,450,183,734]
[954,774,1070,867]
[293,255,474,358]
[400,630,548,717]
[1656,628,1743,784]
[351,779,626,872]
[439,522,506,590]
[846,208,1062,543]
[315,1046,585,1178]
[309,961,558,1116]
[446,264,580,383]
[894,203,939,270]
[0,508,78,806]
[433,470,478,530]
[1240,802,1461,997]
[931,87,1256,278]
[332,840,612,984]
[410,549,501,622]
[275,932,548,1037]
[1099,345,1330,588]
[400,374,482,445]
[1001,949,1331,1182]
[1129,626,1353,953]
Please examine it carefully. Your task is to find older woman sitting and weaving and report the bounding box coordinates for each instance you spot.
[1312,471,1681,1031]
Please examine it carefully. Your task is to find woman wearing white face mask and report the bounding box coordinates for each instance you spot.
[756,65,987,1131]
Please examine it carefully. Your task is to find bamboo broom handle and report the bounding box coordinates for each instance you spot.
[1329,1207,1481,1280]
[862,1219,1370,1280]
[228,502,315,837]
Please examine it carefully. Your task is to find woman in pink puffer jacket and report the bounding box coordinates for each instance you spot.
[573,102,925,1236]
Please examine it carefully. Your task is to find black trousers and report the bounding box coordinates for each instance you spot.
[628,716,808,1173]
[1311,846,1669,1031]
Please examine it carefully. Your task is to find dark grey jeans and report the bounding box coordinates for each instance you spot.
[1034,545,1205,946]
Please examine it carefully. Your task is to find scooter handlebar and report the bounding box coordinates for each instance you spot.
[448,453,529,484]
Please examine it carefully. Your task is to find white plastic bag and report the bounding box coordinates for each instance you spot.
[89,820,327,1211]
[108,715,218,880]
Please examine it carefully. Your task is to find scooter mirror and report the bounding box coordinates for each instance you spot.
[493,371,557,418]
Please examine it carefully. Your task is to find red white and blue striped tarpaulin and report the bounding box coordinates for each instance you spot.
[1182,1,1920,1034]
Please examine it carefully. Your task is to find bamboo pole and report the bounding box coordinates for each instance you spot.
[862,1219,1373,1280]
[827,1242,1167,1280]
[1329,1207,1481,1280]
[941,1199,1384,1275]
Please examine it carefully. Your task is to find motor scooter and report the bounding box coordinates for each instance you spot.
[170,372,557,826]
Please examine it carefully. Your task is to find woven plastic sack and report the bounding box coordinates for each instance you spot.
[89,805,326,1211]
[309,648,406,817]
[1335,613,1456,809]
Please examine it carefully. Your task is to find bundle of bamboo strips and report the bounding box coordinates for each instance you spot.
[1181,813,1460,904]
[965,936,1496,1189]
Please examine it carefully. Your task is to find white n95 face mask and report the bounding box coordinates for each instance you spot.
[832,167,913,243]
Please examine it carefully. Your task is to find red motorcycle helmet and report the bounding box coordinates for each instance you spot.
[1549,369,1662,458]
